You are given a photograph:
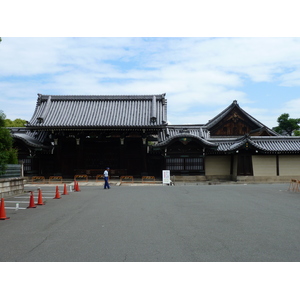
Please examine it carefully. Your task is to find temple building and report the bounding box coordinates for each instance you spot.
[10,93,300,182]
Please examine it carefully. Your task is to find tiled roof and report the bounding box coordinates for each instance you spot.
[155,126,300,153]
[250,136,300,152]
[10,127,52,149]
[210,136,300,153]
[157,133,218,148]
[27,94,167,128]
[156,125,217,148]
[158,125,210,141]
[12,133,51,149]
[14,96,300,154]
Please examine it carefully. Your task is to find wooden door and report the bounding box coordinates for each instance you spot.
[237,154,253,176]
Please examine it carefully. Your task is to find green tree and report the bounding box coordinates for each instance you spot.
[273,113,300,136]
[0,110,18,174]
[5,118,27,127]
[294,130,300,136]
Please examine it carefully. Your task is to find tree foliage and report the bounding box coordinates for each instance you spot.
[294,130,300,136]
[5,118,27,127]
[0,111,6,127]
[0,110,18,174]
[273,113,300,136]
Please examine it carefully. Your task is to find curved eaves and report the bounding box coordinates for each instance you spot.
[224,137,266,151]
[13,133,51,149]
[155,133,218,148]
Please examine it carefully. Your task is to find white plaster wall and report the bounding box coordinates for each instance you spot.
[205,156,231,175]
[279,155,300,176]
[253,155,277,176]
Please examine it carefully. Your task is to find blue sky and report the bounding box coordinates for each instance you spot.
[1,2,300,130]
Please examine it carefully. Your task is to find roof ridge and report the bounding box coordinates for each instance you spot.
[206,100,238,127]
[38,94,166,100]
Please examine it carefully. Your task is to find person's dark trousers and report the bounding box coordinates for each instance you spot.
[104,177,110,189]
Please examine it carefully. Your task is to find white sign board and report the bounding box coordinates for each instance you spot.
[162,170,171,185]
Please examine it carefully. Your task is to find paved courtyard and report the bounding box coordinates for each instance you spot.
[0,183,299,261]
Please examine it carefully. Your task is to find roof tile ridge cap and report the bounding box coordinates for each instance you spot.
[206,101,237,126]
[39,95,52,121]
[43,94,166,101]
[237,106,264,126]
[238,106,278,135]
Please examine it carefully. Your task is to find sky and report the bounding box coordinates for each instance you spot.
[3,36,300,129]
[1,2,300,132]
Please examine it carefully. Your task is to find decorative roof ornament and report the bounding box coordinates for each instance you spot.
[150,95,157,124]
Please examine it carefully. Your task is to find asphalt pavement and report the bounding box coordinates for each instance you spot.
[1,182,300,262]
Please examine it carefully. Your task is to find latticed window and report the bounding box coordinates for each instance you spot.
[166,157,204,173]
[185,158,204,170]
[23,158,33,171]
[166,158,184,170]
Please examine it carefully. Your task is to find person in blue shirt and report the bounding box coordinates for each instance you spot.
[104,167,110,189]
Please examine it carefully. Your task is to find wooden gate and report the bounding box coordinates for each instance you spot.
[237,154,253,176]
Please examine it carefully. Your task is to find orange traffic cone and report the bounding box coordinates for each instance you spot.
[62,183,69,195]
[76,181,81,192]
[27,191,37,208]
[74,181,80,192]
[36,189,45,205]
[0,198,10,220]
[53,186,61,199]
[73,181,77,191]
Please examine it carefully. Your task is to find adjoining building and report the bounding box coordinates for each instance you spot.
[10,94,300,182]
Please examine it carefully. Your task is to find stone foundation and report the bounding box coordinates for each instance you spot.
[234,176,295,183]
[171,175,294,183]
[0,177,25,198]
[172,175,233,182]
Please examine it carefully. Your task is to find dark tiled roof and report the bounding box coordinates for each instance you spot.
[158,125,210,141]
[27,94,167,128]
[10,127,51,149]
[156,125,217,148]
[210,136,300,153]
[155,123,300,153]
[12,133,51,149]
[156,133,218,148]
[250,136,300,152]
[15,95,300,154]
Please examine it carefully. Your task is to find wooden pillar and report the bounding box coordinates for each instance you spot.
[54,139,61,174]
[142,137,147,174]
[75,138,83,170]
[276,154,280,176]
[119,137,125,169]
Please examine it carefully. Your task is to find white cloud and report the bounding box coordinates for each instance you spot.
[2,37,300,126]
[279,71,300,87]
[282,99,300,119]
